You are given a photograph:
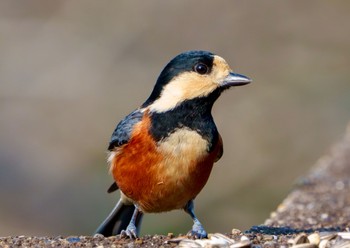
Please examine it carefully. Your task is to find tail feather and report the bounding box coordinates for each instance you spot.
[95,199,143,236]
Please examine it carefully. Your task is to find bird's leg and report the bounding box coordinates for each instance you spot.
[121,205,143,239]
[184,200,208,239]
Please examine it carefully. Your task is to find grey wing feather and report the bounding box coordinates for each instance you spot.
[108,109,143,150]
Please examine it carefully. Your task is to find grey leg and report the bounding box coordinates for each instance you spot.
[121,205,143,239]
[184,200,208,239]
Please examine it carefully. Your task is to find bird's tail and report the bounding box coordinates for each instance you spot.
[95,199,143,236]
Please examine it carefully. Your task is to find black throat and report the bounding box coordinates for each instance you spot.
[149,89,221,152]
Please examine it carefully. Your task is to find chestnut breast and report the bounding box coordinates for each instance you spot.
[110,114,220,212]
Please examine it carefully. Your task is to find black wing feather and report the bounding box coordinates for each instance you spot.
[108,109,143,150]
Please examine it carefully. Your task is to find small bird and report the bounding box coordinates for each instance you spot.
[95,50,251,239]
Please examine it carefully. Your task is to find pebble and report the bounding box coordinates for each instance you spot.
[263,241,278,248]
[318,239,329,248]
[338,232,350,240]
[319,232,337,241]
[241,235,250,241]
[263,235,274,241]
[232,228,242,235]
[134,238,143,244]
[178,240,202,248]
[230,240,251,248]
[333,240,350,248]
[166,236,188,244]
[210,233,233,244]
[307,233,320,245]
[288,233,308,246]
[177,233,252,248]
[291,244,317,248]
[66,236,81,243]
[93,233,105,239]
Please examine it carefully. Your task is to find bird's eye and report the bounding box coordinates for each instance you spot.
[193,63,209,75]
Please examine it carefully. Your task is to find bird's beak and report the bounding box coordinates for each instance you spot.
[221,72,252,88]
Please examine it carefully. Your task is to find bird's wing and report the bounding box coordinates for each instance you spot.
[108,109,144,151]
[107,109,144,193]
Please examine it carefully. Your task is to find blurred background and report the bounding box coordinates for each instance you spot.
[1,0,349,237]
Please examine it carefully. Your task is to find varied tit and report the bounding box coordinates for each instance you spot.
[95,50,251,239]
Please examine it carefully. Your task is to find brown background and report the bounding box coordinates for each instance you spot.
[0,1,349,236]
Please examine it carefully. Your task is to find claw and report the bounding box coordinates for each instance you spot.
[121,222,138,239]
[187,219,208,239]
[120,205,141,239]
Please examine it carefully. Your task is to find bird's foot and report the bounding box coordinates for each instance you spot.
[187,221,208,239]
[120,223,138,239]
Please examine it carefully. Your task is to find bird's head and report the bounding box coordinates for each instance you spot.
[143,50,251,113]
